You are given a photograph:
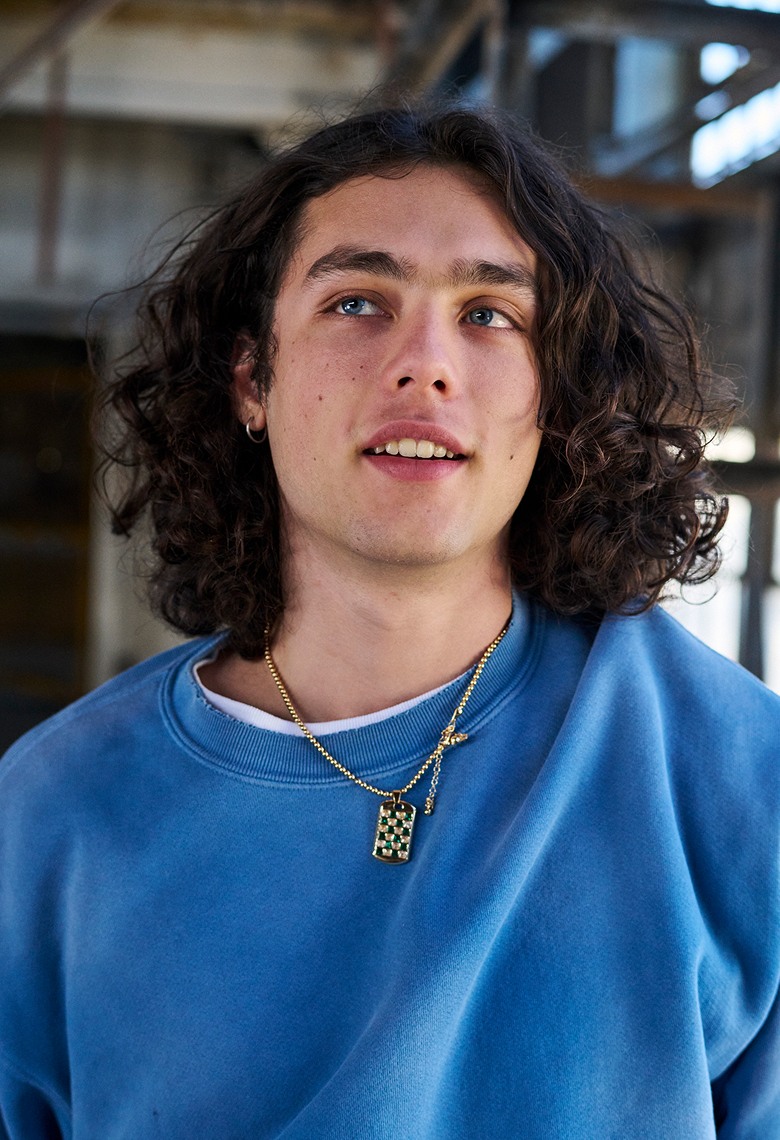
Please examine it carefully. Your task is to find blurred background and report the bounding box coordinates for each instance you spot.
[2,0,780,749]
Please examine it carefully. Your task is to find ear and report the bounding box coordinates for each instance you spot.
[231,331,266,431]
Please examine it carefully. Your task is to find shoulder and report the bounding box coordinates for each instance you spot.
[585,607,780,1002]
[532,596,780,742]
[595,603,780,732]
[592,604,780,905]
[580,604,780,880]
[0,635,221,798]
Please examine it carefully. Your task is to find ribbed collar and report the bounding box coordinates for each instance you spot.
[160,595,543,786]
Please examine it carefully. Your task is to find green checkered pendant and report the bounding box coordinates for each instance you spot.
[373,794,416,863]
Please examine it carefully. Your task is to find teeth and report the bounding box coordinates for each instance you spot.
[370,438,460,460]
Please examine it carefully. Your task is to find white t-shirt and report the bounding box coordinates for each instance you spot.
[194,656,461,736]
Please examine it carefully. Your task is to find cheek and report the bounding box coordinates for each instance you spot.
[266,387,340,469]
[485,376,540,440]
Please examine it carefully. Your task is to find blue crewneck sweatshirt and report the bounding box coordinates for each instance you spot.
[1,600,779,1138]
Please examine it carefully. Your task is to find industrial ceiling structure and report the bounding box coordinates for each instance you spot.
[5,2,780,168]
[1,0,779,734]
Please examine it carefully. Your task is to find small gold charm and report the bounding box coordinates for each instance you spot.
[440,725,468,748]
[373,793,416,863]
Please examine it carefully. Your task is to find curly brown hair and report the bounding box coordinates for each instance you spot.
[98,103,734,658]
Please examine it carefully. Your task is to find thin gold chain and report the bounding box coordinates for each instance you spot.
[263,621,509,806]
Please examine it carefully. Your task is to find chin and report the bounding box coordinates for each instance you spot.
[350,529,470,569]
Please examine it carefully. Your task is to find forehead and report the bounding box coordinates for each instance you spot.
[285,163,536,284]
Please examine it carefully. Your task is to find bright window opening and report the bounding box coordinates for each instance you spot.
[664,495,751,667]
[691,81,780,185]
[706,0,780,12]
[705,426,756,462]
[700,43,749,85]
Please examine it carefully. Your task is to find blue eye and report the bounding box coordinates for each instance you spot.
[467,307,511,327]
[337,296,380,316]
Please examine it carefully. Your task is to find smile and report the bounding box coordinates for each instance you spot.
[366,438,462,460]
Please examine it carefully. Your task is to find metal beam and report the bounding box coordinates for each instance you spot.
[36,52,69,287]
[0,0,123,106]
[751,190,780,450]
[701,187,780,684]
[739,500,775,679]
[480,0,509,104]
[711,458,780,682]
[515,1,780,52]
[380,0,496,96]
[492,22,535,114]
[713,459,780,500]
[593,60,780,178]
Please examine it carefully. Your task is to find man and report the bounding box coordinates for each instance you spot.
[1,105,778,1138]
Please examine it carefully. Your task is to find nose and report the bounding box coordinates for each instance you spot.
[382,307,459,396]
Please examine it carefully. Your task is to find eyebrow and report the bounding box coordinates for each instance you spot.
[305,245,537,298]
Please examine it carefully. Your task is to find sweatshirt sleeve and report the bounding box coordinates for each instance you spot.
[0,1051,68,1140]
[712,981,780,1137]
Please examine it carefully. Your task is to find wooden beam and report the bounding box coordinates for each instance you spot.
[577,172,768,219]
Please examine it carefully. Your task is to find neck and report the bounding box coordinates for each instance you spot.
[204,555,513,723]
[275,562,512,721]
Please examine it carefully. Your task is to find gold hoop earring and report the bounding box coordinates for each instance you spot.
[245,421,267,445]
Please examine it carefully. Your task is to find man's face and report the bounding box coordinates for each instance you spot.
[256,163,542,581]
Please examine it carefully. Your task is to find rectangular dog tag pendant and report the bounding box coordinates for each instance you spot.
[373,795,416,863]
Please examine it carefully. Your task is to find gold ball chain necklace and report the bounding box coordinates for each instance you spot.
[264,620,509,864]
